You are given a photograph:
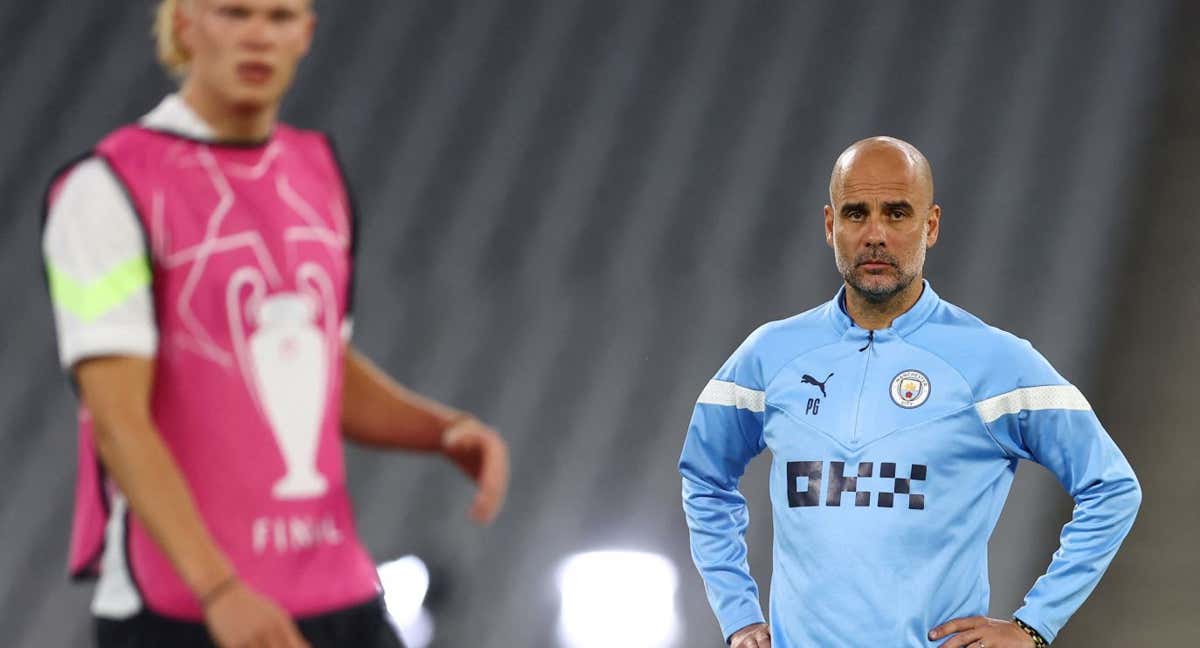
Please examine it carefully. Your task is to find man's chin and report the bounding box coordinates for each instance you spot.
[228,95,273,113]
[226,85,285,113]
[849,275,905,303]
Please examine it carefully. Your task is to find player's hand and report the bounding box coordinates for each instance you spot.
[928,616,1035,648]
[204,580,311,648]
[730,622,771,648]
[442,416,509,524]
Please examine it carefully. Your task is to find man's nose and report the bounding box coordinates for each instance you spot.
[241,18,274,51]
[861,213,887,246]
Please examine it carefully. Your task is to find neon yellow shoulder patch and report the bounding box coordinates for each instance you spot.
[46,256,152,323]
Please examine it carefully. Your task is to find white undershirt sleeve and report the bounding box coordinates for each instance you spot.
[43,158,158,369]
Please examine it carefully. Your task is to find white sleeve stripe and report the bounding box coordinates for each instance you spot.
[696,380,765,413]
[975,385,1092,423]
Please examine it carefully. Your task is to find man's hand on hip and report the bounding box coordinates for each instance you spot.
[929,616,1035,648]
[730,622,771,648]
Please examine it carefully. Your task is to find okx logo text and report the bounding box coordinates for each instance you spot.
[786,460,927,510]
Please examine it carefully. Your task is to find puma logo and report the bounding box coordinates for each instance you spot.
[801,372,834,397]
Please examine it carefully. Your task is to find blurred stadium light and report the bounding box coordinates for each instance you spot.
[378,555,435,648]
[557,550,679,648]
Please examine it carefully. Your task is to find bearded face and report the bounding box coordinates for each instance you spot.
[824,140,939,306]
[832,212,928,303]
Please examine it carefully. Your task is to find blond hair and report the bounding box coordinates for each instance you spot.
[155,0,190,77]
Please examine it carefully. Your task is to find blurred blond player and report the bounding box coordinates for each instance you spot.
[42,2,509,647]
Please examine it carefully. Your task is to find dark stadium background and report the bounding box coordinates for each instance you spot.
[1,1,1196,645]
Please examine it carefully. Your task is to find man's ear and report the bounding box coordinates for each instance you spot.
[173,2,193,59]
[824,205,835,248]
[300,12,318,56]
[926,204,941,248]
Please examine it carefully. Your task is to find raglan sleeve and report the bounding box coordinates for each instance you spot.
[976,340,1141,643]
[43,157,157,369]
[679,331,769,642]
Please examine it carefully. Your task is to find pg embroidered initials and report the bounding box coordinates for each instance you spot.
[786,460,927,510]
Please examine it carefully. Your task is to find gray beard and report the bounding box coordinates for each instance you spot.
[843,267,918,304]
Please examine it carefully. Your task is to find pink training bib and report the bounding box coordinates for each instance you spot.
[55,125,380,620]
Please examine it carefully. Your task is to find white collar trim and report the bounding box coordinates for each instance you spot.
[139,94,216,141]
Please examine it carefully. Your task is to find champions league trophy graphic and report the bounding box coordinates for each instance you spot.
[227,263,339,499]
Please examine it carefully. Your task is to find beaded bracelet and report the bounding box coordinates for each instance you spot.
[1013,617,1049,647]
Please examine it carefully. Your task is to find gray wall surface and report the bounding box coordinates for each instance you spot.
[1065,1,1200,642]
[0,1,1193,646]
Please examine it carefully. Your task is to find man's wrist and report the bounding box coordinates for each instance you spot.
[1013,617,1049,646]
[439,412,473,442]
[181,549,237,603]
[199,573,239,609]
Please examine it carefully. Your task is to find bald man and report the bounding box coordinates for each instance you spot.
[679,137,1140,648]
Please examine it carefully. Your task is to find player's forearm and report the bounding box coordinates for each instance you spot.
[1014,409,1142,641]
[340,346,464,450]
[682,480,765,638]
[681,468,764,638]
[91,412,235,599]
[1015,464,1142,641]
[77,357,236,601]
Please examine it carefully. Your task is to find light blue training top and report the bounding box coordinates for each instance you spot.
[679,281,1140,646]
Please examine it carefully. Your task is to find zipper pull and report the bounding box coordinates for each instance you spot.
[858,330,874,352]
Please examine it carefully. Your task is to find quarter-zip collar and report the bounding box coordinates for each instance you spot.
[826,279,940,340]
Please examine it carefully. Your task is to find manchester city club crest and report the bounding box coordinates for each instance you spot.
[890,370,931,408]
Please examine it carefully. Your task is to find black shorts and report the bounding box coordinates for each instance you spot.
[95,597,406,648]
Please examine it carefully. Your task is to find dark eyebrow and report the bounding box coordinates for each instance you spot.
[882,200,914,213]
[840,202,868,216]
